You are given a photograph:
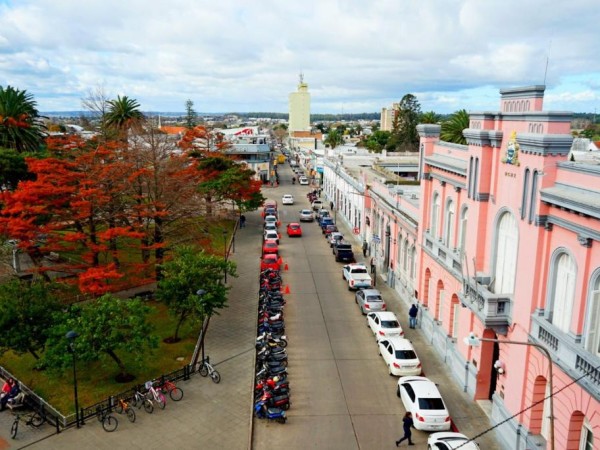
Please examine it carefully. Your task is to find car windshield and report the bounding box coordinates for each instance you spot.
[381,320,400,328]
[290,225,299,229]
[418,397,445,410]
[395,349,417,359]
[265,242,277,248]
[301,210,311,214]
[352,268,367,274]
[366,295,383,302]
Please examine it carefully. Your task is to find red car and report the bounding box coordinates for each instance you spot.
[260,253,281,271]
[262,239,279,255]
[286,223,302,237]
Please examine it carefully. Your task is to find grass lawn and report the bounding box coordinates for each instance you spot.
[1,302,199,415]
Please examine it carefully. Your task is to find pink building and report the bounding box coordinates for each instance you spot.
[416,86,599,450]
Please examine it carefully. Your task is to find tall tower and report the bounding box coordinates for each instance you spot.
[288,73,311,132]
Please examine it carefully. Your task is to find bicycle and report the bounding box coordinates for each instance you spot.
[145,381,166,410]
[131,387,154,414]
[10,410,45,439]
[95,406,118,432]
[158,379,184,401]
[114,397,136,423]
[199,356,221,383]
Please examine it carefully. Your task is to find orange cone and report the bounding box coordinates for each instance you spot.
[284,285,290,294]
[284,263,289,271]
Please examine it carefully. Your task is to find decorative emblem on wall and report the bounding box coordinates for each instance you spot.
[502,131,521,166]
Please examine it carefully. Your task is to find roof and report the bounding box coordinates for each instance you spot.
[160,126,187,135]
[540,185,600,220]
[386,337,414,349]
[424,154,468,175]
[371,311,398,320]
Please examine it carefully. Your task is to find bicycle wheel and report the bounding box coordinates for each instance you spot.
[210,370,221,384]
[143,400,154,414]
[31,412,45,428]
[199,363,208,377]
[101,415,118,432]
[169,387,184,401]
[10,419,18,439]
[155,393,166,410]
[115,402,123,414]
[126,408,136,423]
[96,407,104,422]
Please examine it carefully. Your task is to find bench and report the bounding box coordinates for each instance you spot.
[6,392,26,410]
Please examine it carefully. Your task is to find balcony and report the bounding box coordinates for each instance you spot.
[424,234,462,277]
[530,314,600,400]
[458,276,512,335]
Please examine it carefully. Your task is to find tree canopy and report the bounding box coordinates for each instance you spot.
[0,85,47,153]
[391,94,422,152]
[440,109,469,145]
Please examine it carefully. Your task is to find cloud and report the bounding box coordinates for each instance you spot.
[0,0,599,113]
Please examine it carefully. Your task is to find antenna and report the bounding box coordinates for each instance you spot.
[299,72,304,84]
[543,40,552,85]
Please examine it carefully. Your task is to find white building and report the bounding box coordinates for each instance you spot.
[288,74,311,133]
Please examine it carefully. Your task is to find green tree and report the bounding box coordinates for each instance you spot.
[392,94,422,152]
[0,279,63,361]
[184,99,197,129]
[420,111,441,124]
[363,130,391,153]
[156,246,235,342]
[0,148,33,191]
[0,85,47,153]
[440,109,469,144]
[324,129,344,149]
[44,295,157,382]
[105,95,145,141]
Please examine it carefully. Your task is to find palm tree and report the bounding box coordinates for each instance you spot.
[0,85,47,152]
[420,111,441,124]
[440,109,469,144]
[324,129,344,150]
[105,95,145,141]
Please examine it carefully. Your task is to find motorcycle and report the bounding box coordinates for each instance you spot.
[254,399,287,423]
[255,376,290,394]
[260,389,291,410]
[256,362,287,377]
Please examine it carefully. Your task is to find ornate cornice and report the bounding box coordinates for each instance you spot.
[463,129,491,147]
[516,133,573,156]
[416,124,441,138]
[546,215,600,243]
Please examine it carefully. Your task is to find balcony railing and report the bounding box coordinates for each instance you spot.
[458,276,512,335]
[530,314,600,400]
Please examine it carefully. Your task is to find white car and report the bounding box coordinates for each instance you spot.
[264,215,279,227]
[366,311,404,340]
[427,433,480,450]
[263,229,280,244]
[299,209,314,222]
[378,337,421,376]
[396,376,451,431]
[264,223,278,233]
[328,232,344,247]
[311,200,323,211]
[299,176,309,185]
[282,195,294,205]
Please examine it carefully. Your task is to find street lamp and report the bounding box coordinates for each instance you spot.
[222,229,228,283]
[464,332,554,450]
[65,330,80,428]
[190,289,207,370]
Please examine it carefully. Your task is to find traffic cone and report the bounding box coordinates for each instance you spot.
[284,263,289,271]
[284,285,290,294]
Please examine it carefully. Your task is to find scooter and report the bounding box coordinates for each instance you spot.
[255,376,290,394]
[260,389,291,410]
[254,400,287,423]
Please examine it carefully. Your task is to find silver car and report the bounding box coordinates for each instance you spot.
[299,209,314,222]
[328,232,344,247]
[355,289,387,314]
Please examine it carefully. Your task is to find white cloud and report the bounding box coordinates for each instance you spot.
[0,0,599,113]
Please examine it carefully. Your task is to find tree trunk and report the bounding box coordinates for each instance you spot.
[173,310,188,341]
[28,348,40,360]
[106,348,127,374]
[205,195,213,217]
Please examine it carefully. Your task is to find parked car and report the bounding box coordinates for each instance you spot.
[333,243,355,263]
[286,223,302,237]
[299,209,314,222]
[316,209,330,223]
[299,176,309,185]
[323,224,338,237]
[260,253,281,271]
[264,222,278,233]
[311,200,323,211]
[396,376,451,431]
[355,288,386,314]
[262,239,279,255]
[367,311,404,340]
[320,217,334,232]
[427,433,480,450]
[328,232,344,247]
[282,194,294,205]
[378,337,421,376]
[264,214,280,228]
[342,263,372,290]
[262,200,278,217]
[263,229,280,244]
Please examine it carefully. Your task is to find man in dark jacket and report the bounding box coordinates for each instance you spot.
[408,304,418,329]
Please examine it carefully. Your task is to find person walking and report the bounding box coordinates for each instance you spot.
[362,241,368,258]
[240,214,246,229]
[370,257,375,274]
[395,412,415,446]
[408,304,418,329]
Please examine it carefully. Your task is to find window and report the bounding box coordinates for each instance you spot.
[529,171,539,223]
[550,252,576,333]
[403,238,409,271]
[580,420,594,450]
[458,207,468,254]
[451,302,460,338]
[468,157,474,199]
[409,246,416,279]
[585,275,600,356]
[521,169,530,220]
[493,212,518,294]
[431,192,440,237]
[444,199,455,246]
[473,158,480,199]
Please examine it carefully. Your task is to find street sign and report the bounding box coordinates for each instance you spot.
[353,227,360,235]
[372,234,381,244]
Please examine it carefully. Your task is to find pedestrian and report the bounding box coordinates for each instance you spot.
[395,411,415,446]
[330,201,334,211]
[408,303,418,329]
[362,241,368,257]
[240,214,246,229]
[0,379,20,411]
[370,257,375,274]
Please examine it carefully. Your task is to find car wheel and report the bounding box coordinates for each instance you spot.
[396,386,401,398]
[389,366,394,376]
[348,285,352,291]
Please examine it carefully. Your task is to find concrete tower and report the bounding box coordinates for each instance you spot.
[288,73,311,132]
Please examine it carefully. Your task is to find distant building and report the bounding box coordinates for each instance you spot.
[380,103,398,131]
[288,74,311,133]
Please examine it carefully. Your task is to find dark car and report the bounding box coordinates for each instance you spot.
[323,224,338,237]
[320,217,334,233]
[333,243,355,263]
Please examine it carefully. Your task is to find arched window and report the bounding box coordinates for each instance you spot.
[585,273,600,356]
[529,170,539,223]
[402,238,409,271]
[521,169,530,220]
[468,157,474,199]
[396,233,403,266]
[493,212,518,294]
[410,246,417,279]
[580,417,594,450]
[474,158,480,199]
[458,206,468,254]
[431,192,440,237]
[444,199,455,247]
[550,252,577,333]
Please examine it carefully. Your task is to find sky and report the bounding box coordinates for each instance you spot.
[1,0,599,114]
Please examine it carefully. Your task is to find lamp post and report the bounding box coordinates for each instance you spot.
[65,330,80,428]
[222,229,228,283]
[464,333,554,450]
[191,289,207,370]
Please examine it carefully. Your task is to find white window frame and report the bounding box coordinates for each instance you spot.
[431,192,440,238]
[458,206,468,254]
[585,276,600,356]
[580,418,594,450]
[552,252,576,333]
[493,212,518,294]
[444,199,455,247]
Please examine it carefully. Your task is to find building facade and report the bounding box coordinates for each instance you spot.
[416,86,599,450]
[288,74,311,133]
[380,103,399,132]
